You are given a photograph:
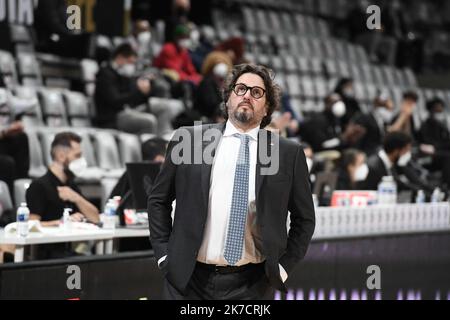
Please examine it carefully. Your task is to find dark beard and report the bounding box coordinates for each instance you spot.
[234,109,252,123]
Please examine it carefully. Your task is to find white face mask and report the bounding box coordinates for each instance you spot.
[331,101,346,118]
[117,63,136,77]
[376,107,394,124]
[68,157,88,176]
[397,151,412,167]
[306,158,314,173]
[177,39,192,50]
[213,63,229,79]
[354,163,369,182]
[433,112,447,125]
[137,31,152,44]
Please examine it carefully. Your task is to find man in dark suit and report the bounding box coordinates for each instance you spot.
[365,131,412,190]
[148,64,315,300]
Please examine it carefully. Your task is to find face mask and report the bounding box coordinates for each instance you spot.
[343,88,355,98]
[306,158,314,173]
[354,163,369,182]
[177,39,191,50]
[68,157,88,177]
[433,112,447,124]
[117,63,136,77]
[397,151,411,167]
[137,31,152,44]
[213,63,229,79]
[376,107,394,124]
[331,101,346,118]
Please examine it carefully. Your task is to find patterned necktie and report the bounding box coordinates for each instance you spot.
[224,134,250,266]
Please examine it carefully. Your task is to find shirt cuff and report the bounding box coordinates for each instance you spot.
[279,263,288,283]
[158,255,167,267]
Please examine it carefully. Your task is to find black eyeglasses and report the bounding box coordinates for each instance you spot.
[232,83,266,99]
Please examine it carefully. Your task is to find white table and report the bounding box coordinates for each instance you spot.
[104,227,150,254]
[0,227,115,263]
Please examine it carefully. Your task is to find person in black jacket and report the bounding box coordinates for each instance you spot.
[418,98,450,188]
[353,92,395,156]
[299,94,366,152]
[334,78,361,130]
[94,44,157,133]
[365,131,412,190]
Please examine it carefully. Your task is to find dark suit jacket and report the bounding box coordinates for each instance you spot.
[365,154,389,190]
[148,123,316,294]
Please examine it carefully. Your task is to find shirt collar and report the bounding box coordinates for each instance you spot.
[223,120,259,141]
[378,149,393,170]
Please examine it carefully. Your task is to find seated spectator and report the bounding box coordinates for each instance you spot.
[26,132,100,259]
[26,132,100,227]
[336,149,368,190]
[95,44,155,133]
[127,19,154,65]
[299,94,366,152]
[153,24,202,86]
[190,26,216,72]
[388,91,419,139]
[95,44,182,135]
[418,98,450,189]
[0,121,29,198]
[353,91,395,156]
[334,78,361,129]
[364,131,412,190]
[194,52,232,119]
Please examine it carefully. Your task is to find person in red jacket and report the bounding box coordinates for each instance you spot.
[153,24,202,86]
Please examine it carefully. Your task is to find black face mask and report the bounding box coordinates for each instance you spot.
[175,7,189,18]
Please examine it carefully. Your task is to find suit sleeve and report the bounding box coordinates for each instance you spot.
[147,137,178,261]
[280,145,316,274]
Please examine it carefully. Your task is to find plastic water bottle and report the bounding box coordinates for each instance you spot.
[16,203,30,237]
[431,188,441,203]
[378,176,397,205]
[61,208,72,231]
[103,199,116,230]
[416,190,426,204]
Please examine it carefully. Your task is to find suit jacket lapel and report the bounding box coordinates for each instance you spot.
[256,129,273,205]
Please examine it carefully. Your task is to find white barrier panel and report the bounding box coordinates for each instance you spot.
[312,203,450,240]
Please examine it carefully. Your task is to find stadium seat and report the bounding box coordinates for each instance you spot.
[117,132,143,166]
[16,53,42,86]
[14,179,32,208]
[0,180,13,214]
[285,74,302,98]
[81,59,99,97]
[0,50,18,87]
[25,130,47,179]
[63,91,92,127]
[38,88,68,127]
[284,56,298,74]
[92,131,124,178]
[14,86,44,128]
[9,24,34,54]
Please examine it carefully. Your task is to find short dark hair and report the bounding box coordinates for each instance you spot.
[426,98,445,112]
[141,137,167,161]
[340,149,363,170]
[112,43,137,60]
[221,64,281,128]
[51,132,82,160]
[402,90,418,102]
[383,131,412,154]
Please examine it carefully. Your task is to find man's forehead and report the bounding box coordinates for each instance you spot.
[236,73,265,88]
